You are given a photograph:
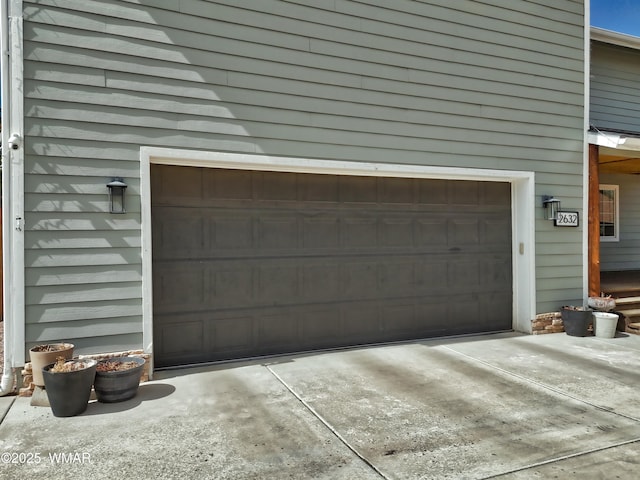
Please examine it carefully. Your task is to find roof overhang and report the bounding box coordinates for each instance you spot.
[588,130,640,151]
[589,129,640,174]
[591,26,640,51]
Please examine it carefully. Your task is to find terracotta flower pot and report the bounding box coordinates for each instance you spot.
[28,343,74,387]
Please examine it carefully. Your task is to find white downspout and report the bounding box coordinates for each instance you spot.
[0,0,14,395]
[0,0,25,396]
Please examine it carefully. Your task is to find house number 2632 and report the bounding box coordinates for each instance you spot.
[555,211,579,227]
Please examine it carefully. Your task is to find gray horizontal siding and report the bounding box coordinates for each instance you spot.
[600,174,640,271]
[26,334,143,357]
[590,41,640,133]
[25,264,142,287]
[27,299,142,324]
[23,0,585,354]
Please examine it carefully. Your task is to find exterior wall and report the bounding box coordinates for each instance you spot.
[599,173,640,271]
[591,41,640,133]
[591,39,640,272]
[22,0,586,355]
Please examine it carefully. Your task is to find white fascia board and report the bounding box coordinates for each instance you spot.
[591,26,640,51]
[588,130,640,151]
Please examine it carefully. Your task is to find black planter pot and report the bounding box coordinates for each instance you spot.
[42,360,97,417]
[94,357,145,403]
[561,308,593,337]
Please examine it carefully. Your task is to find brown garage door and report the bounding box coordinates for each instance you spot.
[152,165,512,367]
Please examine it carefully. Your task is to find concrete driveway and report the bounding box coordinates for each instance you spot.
[2,331,640,479]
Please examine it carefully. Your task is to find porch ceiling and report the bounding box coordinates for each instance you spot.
[599,147,640,174]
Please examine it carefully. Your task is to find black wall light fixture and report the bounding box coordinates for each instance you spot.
[542,195,561,221]
[107,178,127,214]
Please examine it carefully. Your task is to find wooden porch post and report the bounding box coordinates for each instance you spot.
[588,143,600,296]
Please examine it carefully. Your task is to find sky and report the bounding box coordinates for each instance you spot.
[591,0,640,37]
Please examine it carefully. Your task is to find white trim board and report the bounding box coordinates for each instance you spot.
[2,0,26,371]
[140,147,537,373]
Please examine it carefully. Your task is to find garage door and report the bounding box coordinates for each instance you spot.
[151,165,512,367]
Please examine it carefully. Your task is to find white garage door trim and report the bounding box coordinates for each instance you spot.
[140,147,536,372]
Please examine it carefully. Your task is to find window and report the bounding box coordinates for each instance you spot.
[599,184,619,242]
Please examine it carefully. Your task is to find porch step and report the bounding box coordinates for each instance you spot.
[610,304,640,334]
[613,296,640,306]
[609,289,640,299]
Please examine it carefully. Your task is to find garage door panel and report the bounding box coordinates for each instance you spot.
[152,165,203,205]
[258,216,298,249]
[448,260,480,288]
[417,219,448,245]
[212,215,253,249]
[302,216,340,248]
[482,217,512,244]
[300,308,342,346]
[380,217,414,247]
[340,176,377,203]
[379,261,416,296]
[341,303,381,341]
[153,208,205,259]
[259,171,299,201]
[258,264,299,302]
[484,293,513,326]
[158,315,205,356]
[451,180,480,205]
[417,261,449,291]
[342,262,379,299]
[419,180,448,205]
[449,298,483,330]
[482,181,512,204]
[258,313,299,351]
[212,267,253,305]
[302,264,341,299]
[154,263,207,311]
[210,316,255,354]
[300,174,339,202]
[380,303,416,335]
[342,217,378,248]
[480,258,512,285]
[449,218,480,245]
[380,177,414,204]
[152,165,512,366]
[206,168,253,200]
[416,302,449,334]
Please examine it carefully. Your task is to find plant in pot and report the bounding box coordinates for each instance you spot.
[93,356,145,403]
[42,356,97,417]
[561,306,593,337]
[28,343,74,388]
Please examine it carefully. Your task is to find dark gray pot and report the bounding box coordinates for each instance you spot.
[42,360,97,417]
[94,357,145,403]
[561,308,592,337]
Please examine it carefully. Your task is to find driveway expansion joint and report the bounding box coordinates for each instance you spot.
[478,437,640,479]
[265,364,389,480]
[441,344,640,424]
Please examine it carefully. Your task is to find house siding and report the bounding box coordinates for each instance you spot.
[22,0,585,355]
[591,40,640,272]
[599,174,640,272]
[591,41,640,133]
